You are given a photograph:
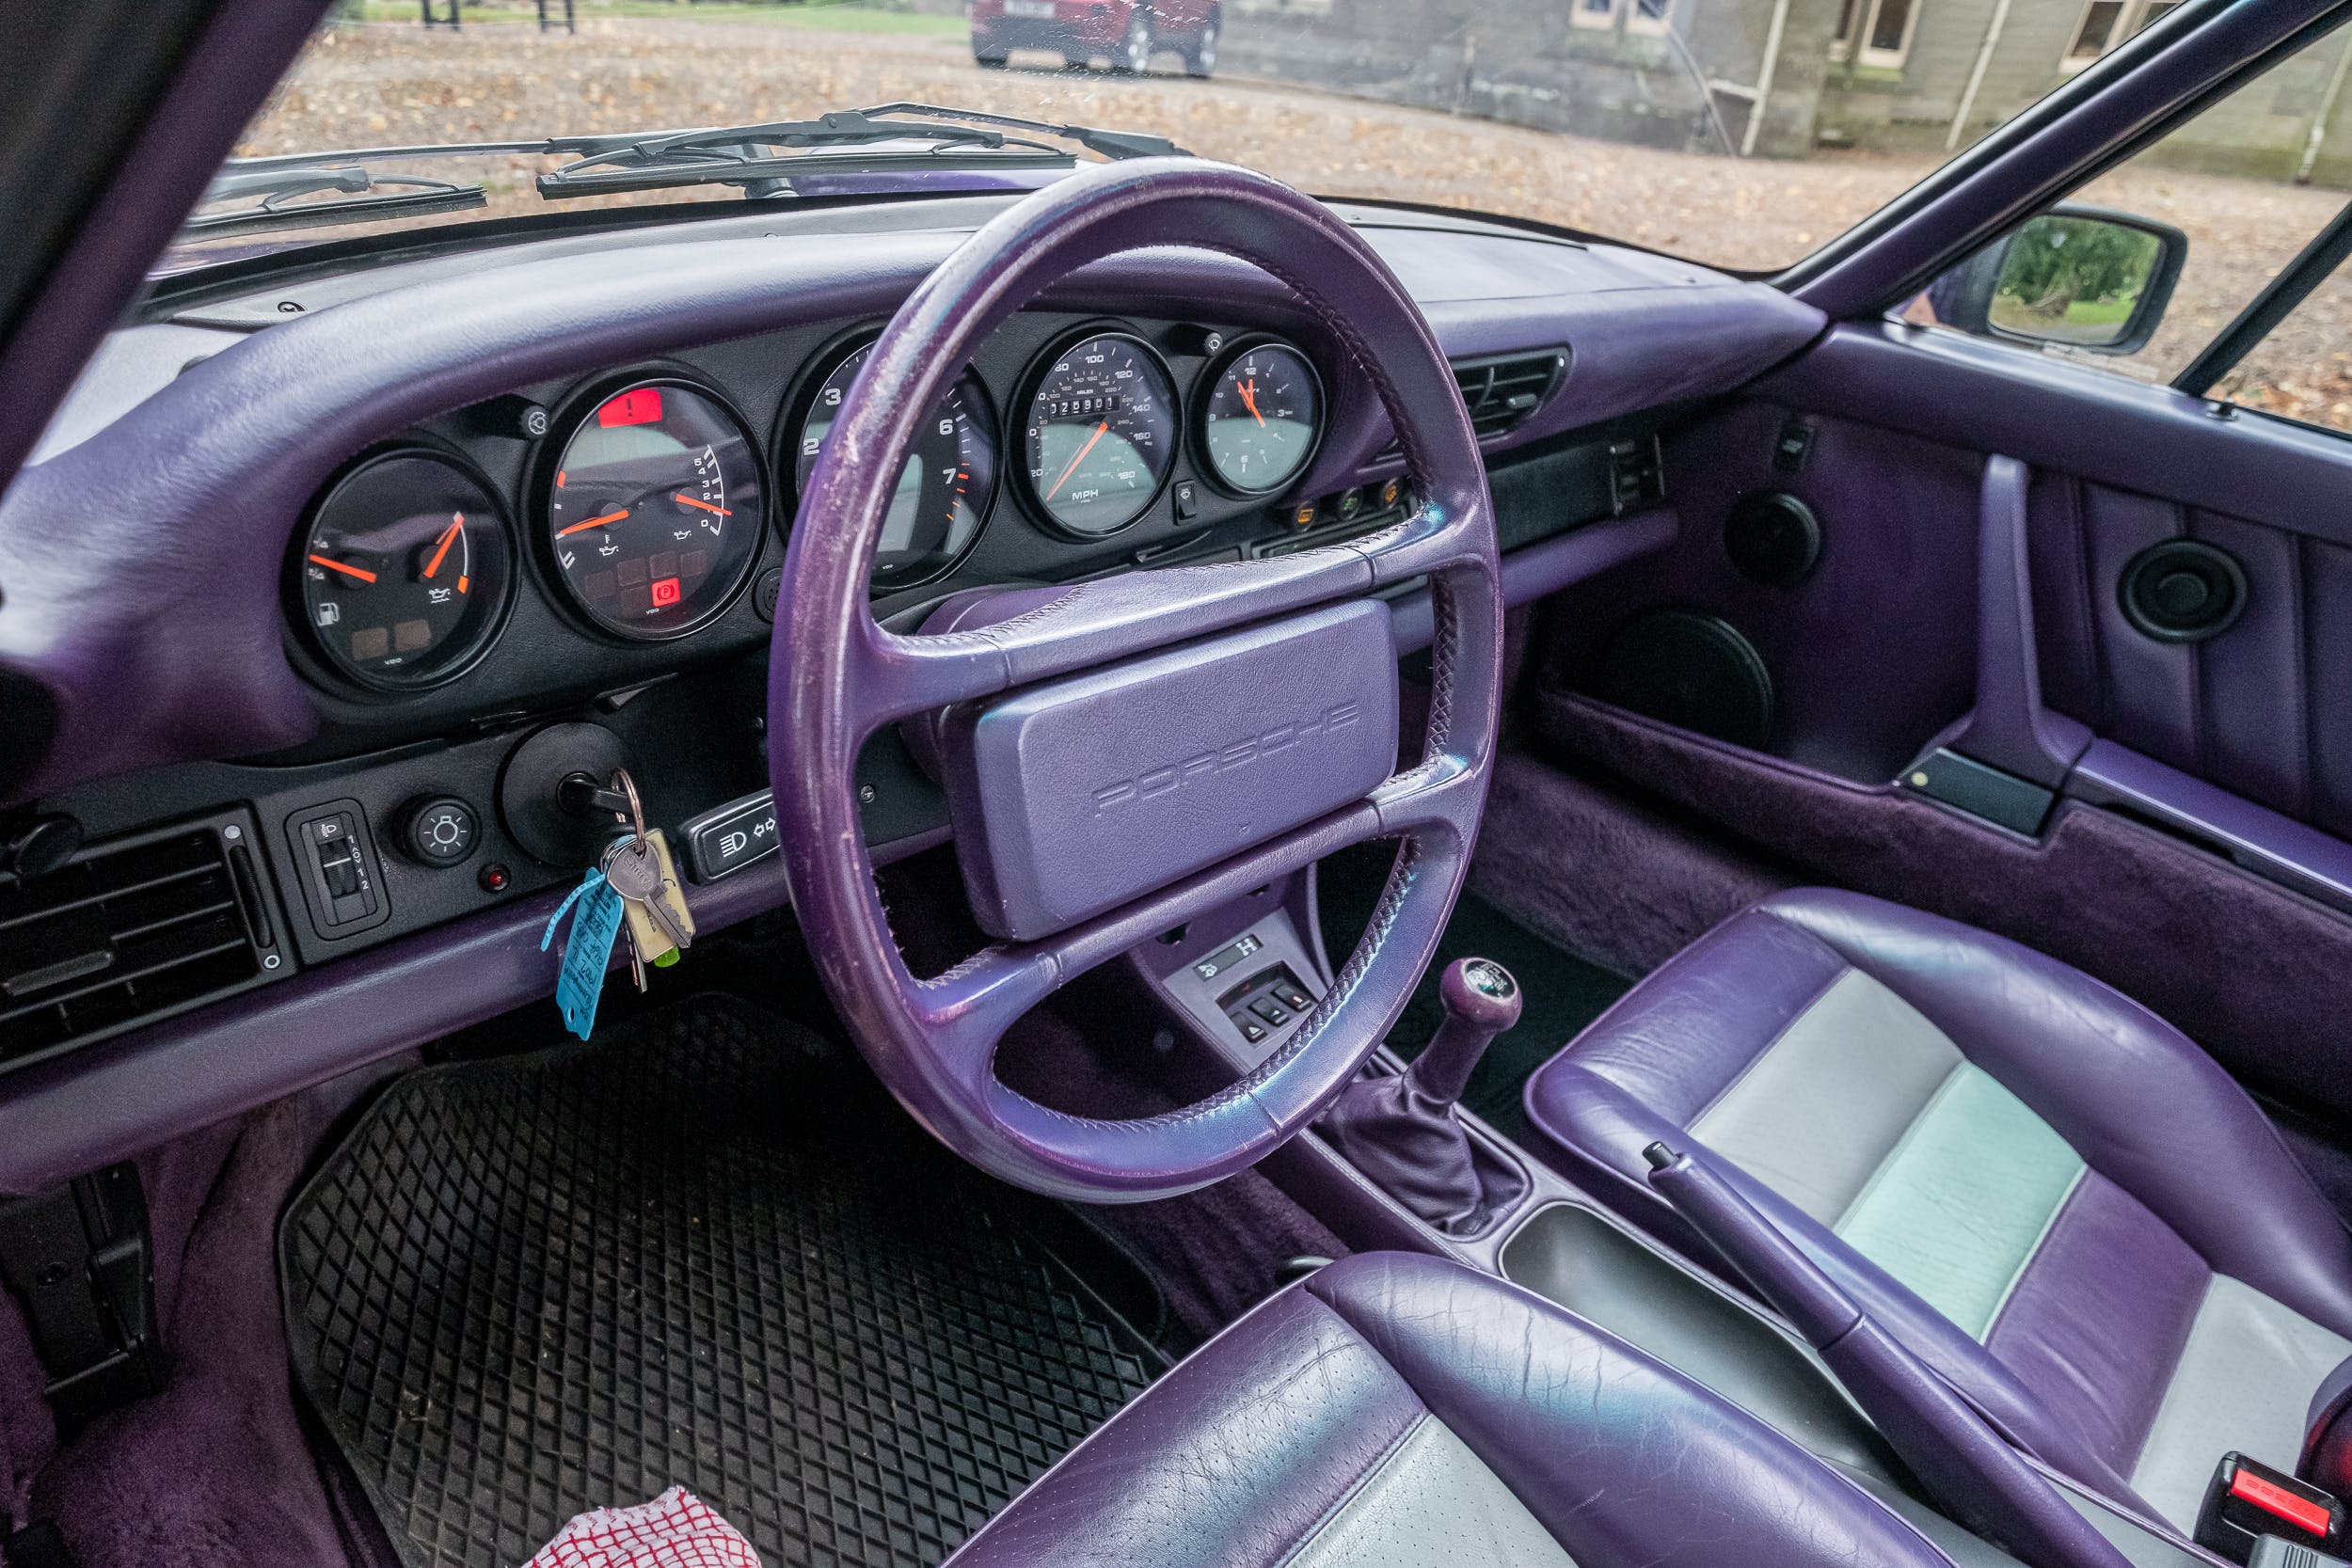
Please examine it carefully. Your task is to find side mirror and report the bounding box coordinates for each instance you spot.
[1925,203,2187,356]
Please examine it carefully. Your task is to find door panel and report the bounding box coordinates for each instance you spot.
[2028,473,2352,839]
[1526,317,2352,1123]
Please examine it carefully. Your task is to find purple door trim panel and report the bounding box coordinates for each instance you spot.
[1948,455,2092,788]
[2070,738,2352,911]
[1758,324,2352,550]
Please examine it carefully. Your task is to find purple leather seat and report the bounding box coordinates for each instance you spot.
[944,1249,1961,1568]
[1524,887,2352,1535]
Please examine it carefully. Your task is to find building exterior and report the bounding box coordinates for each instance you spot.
[1221,0,2352,182]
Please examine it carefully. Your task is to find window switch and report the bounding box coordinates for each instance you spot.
[1250,998,1293,1026]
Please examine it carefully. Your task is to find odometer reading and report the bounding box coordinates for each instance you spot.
[545,382,765,640]
[795,342,999,588]
[1020,331,1178,537]
[1199,339,1323,496]
[298,452,513,689]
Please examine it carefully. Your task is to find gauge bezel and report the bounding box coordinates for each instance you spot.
[1191,334,1327,500]
[533,370,772,644]
[285,442,520,695]
[780,325,1002,592]
[1013,325,1182,541]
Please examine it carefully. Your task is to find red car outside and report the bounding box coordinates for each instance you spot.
[969,0,1221,77]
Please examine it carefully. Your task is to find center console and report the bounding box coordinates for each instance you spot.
[1120,862,2226,1568]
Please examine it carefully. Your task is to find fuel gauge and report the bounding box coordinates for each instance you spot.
[296,451,514,690]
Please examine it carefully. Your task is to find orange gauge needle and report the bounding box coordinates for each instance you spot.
[556,508,630,537]
[1047,421,1109,499]
[421,514,463,578]
[308,553,377,584]
[1237,378,1265,428]
[672,494,731,516]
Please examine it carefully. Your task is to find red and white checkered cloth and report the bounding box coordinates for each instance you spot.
[521,1487,761,1568]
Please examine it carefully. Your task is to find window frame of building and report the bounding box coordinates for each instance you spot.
[1830,0,1921,71]
[2061,0,2180,72]
[1570,0,1623,32]
[1626,0,1675,39]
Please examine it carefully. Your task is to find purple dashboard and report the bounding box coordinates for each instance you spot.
[0,191,1820,1190]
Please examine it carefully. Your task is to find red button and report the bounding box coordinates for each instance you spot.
[2231,1465,2333,1537]
[650,576,682,608]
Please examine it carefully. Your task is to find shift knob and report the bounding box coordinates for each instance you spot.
[1407,958,1522,1105]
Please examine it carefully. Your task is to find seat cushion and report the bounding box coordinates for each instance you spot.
[1525,887,2352,1532]
[943,1251,1959,1568]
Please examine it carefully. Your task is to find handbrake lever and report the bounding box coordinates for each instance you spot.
[1643,1141,2137,1568]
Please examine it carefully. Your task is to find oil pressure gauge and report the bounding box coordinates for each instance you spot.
[296,451,515,690]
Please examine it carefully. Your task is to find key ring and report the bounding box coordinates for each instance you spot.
[610,768,647,843]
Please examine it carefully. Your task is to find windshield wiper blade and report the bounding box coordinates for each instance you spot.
[532,104,1186,199]
[855,103,1186,162]
[185,166,487,239]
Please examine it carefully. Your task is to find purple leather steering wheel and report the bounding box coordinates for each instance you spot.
[771,158,1502,1201]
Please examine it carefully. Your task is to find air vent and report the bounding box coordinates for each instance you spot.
[1379,349,1567,458]
[1456,350,1567,439]
[0,815,278,1070]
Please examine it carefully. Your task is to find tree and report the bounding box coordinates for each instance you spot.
[1997,216,2156,316]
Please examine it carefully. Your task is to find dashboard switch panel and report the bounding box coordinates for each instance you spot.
[285,800,389,938]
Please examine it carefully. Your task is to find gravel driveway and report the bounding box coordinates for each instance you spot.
[231,17,2352,428]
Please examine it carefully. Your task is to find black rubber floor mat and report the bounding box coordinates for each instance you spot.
[280,995,1159,1568]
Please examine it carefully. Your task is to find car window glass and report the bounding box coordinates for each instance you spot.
[1904,21,2352,421]
[183,0,2217,280]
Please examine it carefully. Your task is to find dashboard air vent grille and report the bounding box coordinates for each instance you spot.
[1378,350,1567,459]
[0,819,268,1069]
[1456,350,1567,440]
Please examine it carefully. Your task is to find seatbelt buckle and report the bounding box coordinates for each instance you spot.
[2197,1451,2344,1564]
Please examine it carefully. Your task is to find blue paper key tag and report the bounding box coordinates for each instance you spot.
[542,866,625,1041]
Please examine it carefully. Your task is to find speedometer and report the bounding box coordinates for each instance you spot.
[1019,330,1178,538]
[544,380,766,641]
[793,340,999,589]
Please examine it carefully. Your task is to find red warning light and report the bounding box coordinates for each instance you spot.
[650,576,683,609]
[597,388,664,428]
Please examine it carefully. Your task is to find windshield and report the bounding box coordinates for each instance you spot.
[186,0,2194,276]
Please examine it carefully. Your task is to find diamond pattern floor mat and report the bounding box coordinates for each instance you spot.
[280,994,1159,1568]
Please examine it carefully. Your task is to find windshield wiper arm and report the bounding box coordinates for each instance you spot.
[533,105,1186,199]
[185,166,487,239]
[854,103,1185,161]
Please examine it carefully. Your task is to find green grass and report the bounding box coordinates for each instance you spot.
[349,0,963,36]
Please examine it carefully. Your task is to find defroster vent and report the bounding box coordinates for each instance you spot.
[1,812,280,1070]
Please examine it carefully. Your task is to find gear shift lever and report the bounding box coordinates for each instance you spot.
[1321,958,1521,1233]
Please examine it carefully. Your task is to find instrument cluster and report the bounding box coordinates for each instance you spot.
[286,317,1333,698]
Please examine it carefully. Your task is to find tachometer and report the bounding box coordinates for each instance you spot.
[296,451,514,689]
[793,341,999,589]
[1019,330,1178,538]
[1198,338,1323,497]
[545,381,766,640]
